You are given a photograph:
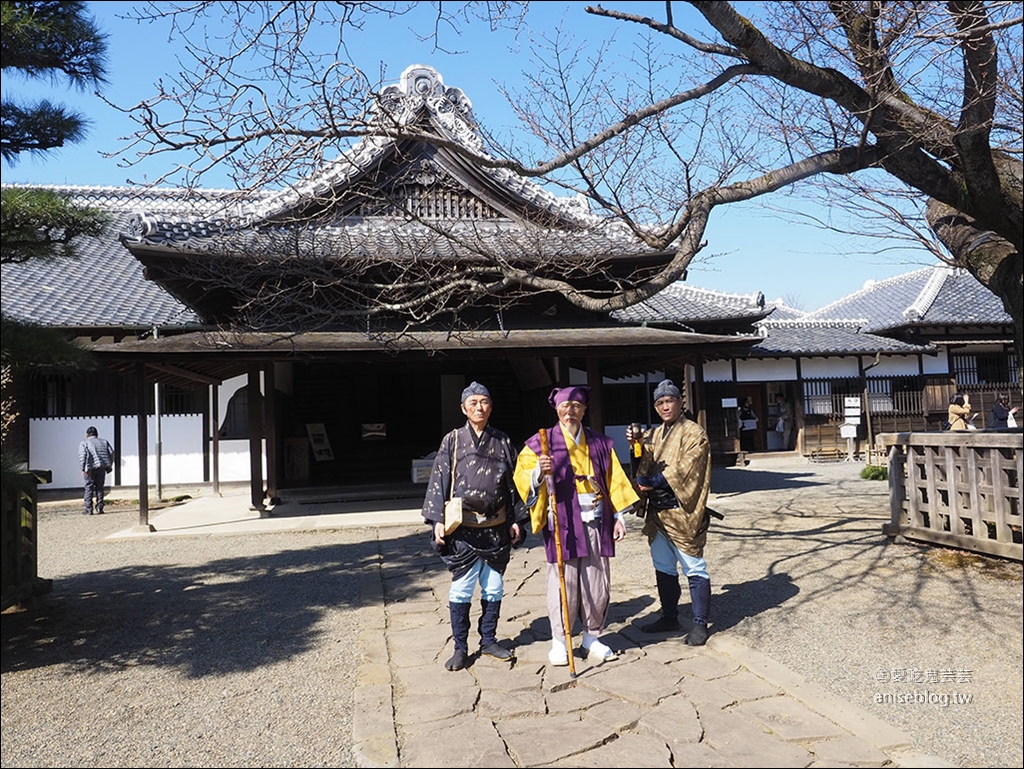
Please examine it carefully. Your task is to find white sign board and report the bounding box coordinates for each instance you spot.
[844,394,862,422]
[306,423,334,461]
[839,424,858,438]
[721,397,738,408]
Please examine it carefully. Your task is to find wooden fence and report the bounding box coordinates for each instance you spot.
[1,470,53,610]
[878,431,1023,561]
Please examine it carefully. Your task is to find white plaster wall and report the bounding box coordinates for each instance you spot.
[29,414,256,490]
[736,358,798,381]
[217,375,248,424]
[800,357,861,377]
[214,439,265,482]
[703,360,733,382]
[865,355,923,376]
[694,353,941,381]
[923,350,950,375]
[30,417,117,489]
[113,415,204,487]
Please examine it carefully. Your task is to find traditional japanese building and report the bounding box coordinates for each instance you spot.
[4,67,1015,511]
[3,65,762,509]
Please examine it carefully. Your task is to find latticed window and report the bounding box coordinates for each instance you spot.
[160,384,203,415]
[32,374,72,417]
[866,375,923,415]
[865,377,894,414]
[358,184,502,219]
[802,378,861,418]
[803,379,833,417]
[952,351,1017,387]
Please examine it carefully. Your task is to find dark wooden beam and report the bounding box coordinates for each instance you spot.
[147,362,222,386]
[248,366,265,512]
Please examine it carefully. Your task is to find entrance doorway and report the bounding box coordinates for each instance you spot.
[735,384,765,453]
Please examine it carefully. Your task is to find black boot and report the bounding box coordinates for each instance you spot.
[478,599,514,661]
[686,575,711,646]
[642,571,682,632]
[445,601,471,670]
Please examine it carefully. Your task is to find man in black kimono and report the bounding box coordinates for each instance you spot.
[422,382,529,671]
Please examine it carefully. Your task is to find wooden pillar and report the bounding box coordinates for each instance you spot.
[795,357,804,455]
[586,358,604,432]
[693,360,708,432]
[112,372,122,489]
[264,364,279,505]
[247,365,264,511]
[210,382,220,496]
[135,363,153,531]
[201,392,210,484]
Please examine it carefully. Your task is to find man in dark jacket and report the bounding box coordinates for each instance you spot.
[78,426,114,515]
[421,382,529,671]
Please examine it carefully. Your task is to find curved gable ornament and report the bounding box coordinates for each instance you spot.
[375,65,480,148]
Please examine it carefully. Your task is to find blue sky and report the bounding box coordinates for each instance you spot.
[2,1,936,311]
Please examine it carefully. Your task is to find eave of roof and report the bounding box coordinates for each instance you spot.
[120,218,674,261]
[611,283,771,326]
[749,321,935,357]
[87,326,762,359]
[929,338,1015,345]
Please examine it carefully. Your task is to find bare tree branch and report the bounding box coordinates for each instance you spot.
[106,1,1022,358]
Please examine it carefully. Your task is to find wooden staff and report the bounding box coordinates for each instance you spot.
[539,428,576,679]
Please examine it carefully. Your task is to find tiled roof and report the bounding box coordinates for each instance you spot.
[2,183,257,218]
[1,186,1001,364]
[914,269,1014,327]
[126,217,672,261]
[763,300,807,321]
[1,186,204,329]
[805,265,1011,332]
[610,283,770,326]
[124,65,651,252]
[749,320,932,356]
[247,65,603,230]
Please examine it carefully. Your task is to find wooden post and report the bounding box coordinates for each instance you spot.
[539,428,577,679]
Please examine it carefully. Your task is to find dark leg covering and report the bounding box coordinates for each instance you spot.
[478,599,514,661]
[445,602,471,670]
[686,575,711,646]
[642,571,682,633]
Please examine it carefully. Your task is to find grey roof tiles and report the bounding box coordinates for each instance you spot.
[2,188,205,329]
[749,321,931,356]
[610,283,771,325]
[805,265,1011,333]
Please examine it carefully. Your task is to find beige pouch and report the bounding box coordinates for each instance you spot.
[443,432,462,535]
[444,497,463,535]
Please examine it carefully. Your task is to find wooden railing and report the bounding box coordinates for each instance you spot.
[877,431,1023,561]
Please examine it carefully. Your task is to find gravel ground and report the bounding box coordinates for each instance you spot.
[612,461,1024,769]
[2,461,1022,768]
[1,509,381,768]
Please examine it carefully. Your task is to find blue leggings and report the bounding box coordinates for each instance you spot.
[448,558,504,604]
[650,530,709,580]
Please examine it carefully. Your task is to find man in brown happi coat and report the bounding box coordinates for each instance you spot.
[626,379,713,645]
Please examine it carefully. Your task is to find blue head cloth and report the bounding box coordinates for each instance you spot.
[652,380,680,402]
[461,381,491,403]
